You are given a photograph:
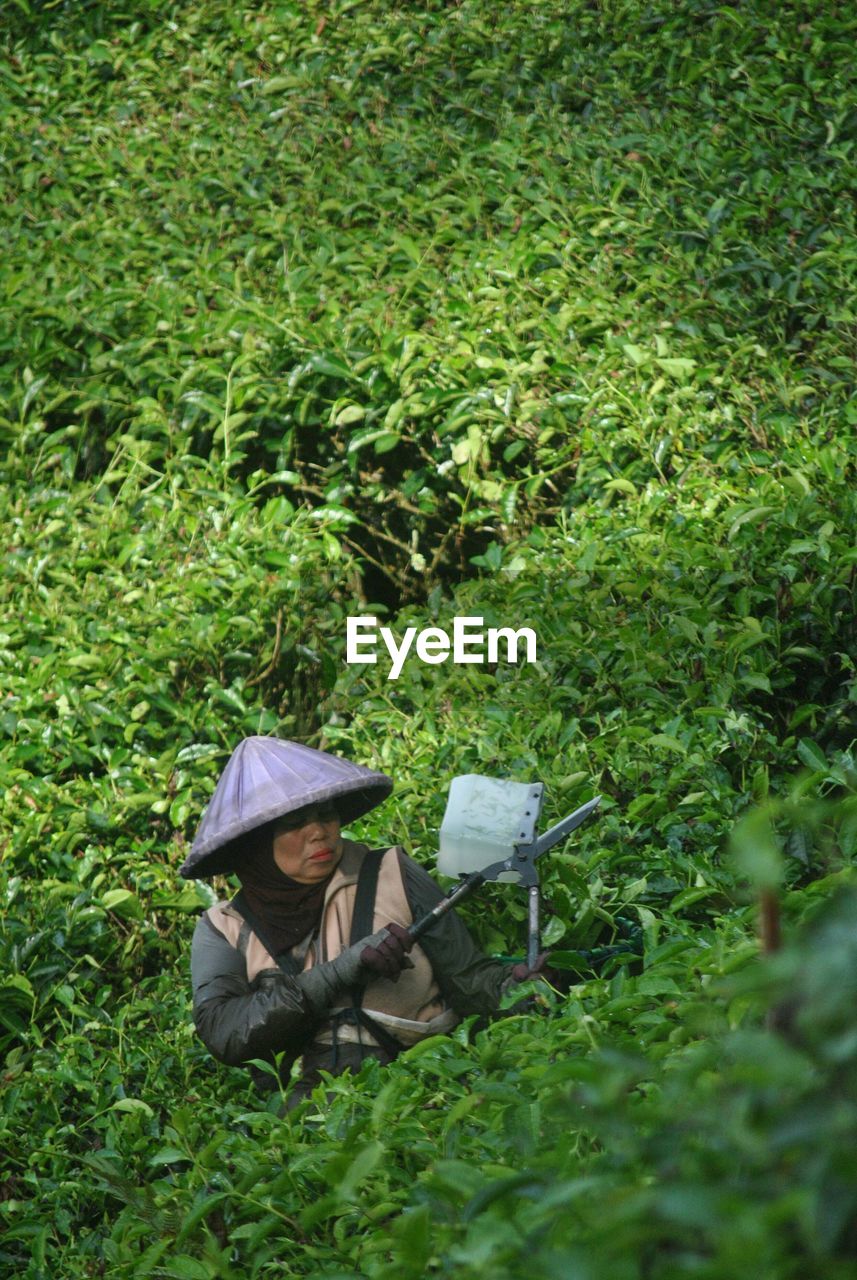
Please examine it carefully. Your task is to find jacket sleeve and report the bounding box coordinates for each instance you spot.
[398,851,513,1016]
[190,913,319,1067]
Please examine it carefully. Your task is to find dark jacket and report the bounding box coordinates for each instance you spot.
[190,841,513,1086]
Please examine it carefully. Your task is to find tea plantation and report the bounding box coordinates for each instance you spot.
[1,1,855,1276]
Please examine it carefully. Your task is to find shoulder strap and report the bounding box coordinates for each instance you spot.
[344,847,404,1059]
[350,847,386,946]
[230,890,302,978]
[230,847,386,977]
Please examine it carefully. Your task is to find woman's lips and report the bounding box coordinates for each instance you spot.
[309,848,332,861]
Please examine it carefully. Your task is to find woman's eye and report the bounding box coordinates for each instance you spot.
[276,804,337,832]
[278,812,306,830]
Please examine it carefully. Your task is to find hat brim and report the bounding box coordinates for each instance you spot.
[179,776,392,878]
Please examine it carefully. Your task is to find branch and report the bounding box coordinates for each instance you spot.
[245,608,284,688]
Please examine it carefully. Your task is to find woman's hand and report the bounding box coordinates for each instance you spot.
[360,922,415,981]
[301,924,416,1011]
[508,952,563,986]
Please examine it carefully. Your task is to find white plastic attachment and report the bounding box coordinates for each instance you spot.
[437,774,544,876]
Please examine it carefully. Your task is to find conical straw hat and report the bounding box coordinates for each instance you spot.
[179,736,392,878]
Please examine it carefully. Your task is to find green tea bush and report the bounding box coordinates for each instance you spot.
[1,1,855,1276]
[324,494,856,955]
[5,861,856,1279]
[0,457,366,1061]
[2,0,854,591]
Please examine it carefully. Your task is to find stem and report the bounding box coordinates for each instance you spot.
[759,889,781,954]
[245,609,284,688]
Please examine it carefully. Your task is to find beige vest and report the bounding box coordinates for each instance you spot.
[205,841,458,1048]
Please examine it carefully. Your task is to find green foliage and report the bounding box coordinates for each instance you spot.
[1,1,855,1277]
[0,458,364,1070]
[2,0,854,591]
[326,511,856,953]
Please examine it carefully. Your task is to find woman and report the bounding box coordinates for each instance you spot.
[181,736,545,1103]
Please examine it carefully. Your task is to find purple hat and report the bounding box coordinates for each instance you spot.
[179,736,393,878]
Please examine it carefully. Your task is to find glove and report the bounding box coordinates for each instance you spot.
[299,923,414,1014]
[359,921,415,981]
[508,952,576,996]
[509,951,552,983]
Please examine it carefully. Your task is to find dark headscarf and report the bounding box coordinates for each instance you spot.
[235,823,334,955]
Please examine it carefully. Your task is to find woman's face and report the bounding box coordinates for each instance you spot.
[271,802,343,884]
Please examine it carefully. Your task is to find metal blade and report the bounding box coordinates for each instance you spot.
[533,795,602,859]
[476,795,602,886]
